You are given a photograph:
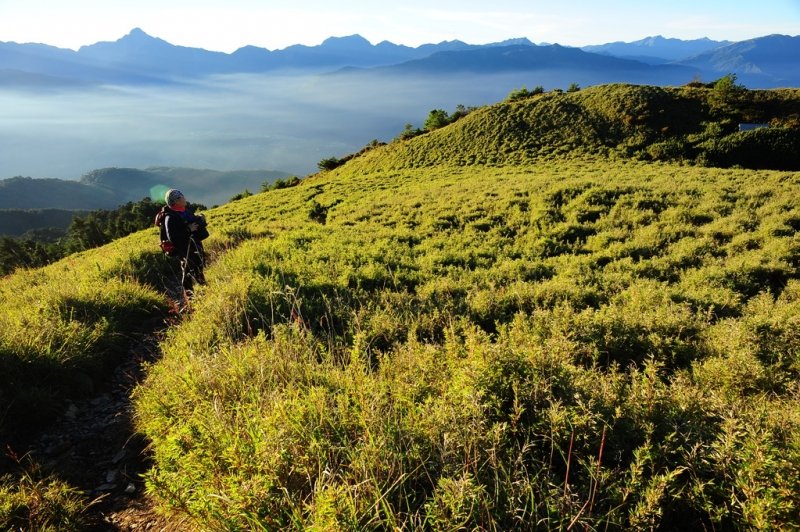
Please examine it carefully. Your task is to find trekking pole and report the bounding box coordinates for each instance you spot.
[180,237,193,305]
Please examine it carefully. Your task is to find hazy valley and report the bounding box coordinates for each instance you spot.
[1,29,799,184]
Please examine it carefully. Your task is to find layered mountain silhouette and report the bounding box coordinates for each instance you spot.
[0,176,118,210]
[78,28,231,77]
[582,36,731,64]
[676,34,800,86]
[0,29,543,85]
[342,44,696,87]
[1,167,291,210]
[1,29,798,88]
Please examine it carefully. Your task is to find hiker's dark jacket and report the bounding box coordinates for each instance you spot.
[164,207,207,257]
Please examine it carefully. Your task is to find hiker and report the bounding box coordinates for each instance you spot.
[161,189,209,293]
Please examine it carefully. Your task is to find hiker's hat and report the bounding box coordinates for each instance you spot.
[165,189,184,206]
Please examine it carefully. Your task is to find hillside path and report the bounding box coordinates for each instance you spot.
[28,315,187,530]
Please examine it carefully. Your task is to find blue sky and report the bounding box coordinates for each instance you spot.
[1,0,798,52]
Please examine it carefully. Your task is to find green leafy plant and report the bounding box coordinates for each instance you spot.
[0,464,95,531]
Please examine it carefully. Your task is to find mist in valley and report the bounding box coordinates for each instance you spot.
[0,71,546,181]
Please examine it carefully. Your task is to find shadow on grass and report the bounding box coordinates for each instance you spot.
[1,296,168,476]
[1,331,166,530]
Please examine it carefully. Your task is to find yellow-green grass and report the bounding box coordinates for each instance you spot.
[134,158,800,530]
[5,82,800,529]
[348,84,800,172]
[0,232,173,440]
[0,465,94,531]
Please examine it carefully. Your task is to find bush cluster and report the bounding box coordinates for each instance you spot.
[0,466,92,530]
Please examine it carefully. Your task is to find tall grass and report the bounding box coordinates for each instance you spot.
[0,232,171,441]
[135,159,800,529]
[4,82,799,528]
[0,461,95,530]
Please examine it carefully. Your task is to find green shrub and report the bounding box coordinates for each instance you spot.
[424,109,450,131]
[318,156,343,171]
[0,468,92,531]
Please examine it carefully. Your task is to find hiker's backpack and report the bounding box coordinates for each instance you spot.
[154,207,178,256]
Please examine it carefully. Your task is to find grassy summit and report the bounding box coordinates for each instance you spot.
[351,83,800,171]
[2,83,799,529]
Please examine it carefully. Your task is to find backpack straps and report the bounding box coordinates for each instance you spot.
[155,206,180,256]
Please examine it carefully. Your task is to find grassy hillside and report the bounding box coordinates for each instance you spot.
[352,83,800,171]
[0,234,170,444]
[133,157,799,529]
[2,83,799,529]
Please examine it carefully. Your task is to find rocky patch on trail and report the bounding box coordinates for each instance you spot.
[27,325,178,530]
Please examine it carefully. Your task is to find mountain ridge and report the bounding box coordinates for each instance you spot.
[339,44,696,87]
[2,29,798,87]
[0,166,291,210]
[582,35,732,63]
[676,34,800,85]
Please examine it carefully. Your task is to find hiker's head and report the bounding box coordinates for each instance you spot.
[166,189,186,208]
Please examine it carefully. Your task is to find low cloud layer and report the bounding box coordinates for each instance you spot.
[0,72,537,180]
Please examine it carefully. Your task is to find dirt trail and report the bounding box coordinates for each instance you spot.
[27,316,185,530]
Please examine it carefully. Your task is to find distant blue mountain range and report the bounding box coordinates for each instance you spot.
[675,34,800,87]
[0,29,798,88]
[0,30,541,85]
[582,35,731,64]
[0,167,291,210]
[345,44,697,88]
